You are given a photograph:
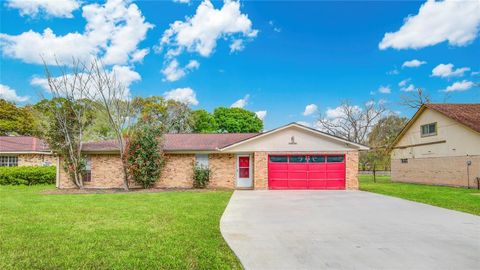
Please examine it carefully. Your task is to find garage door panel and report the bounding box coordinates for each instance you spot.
[269,171,288,179]
[288,180,308,189]
[288,171,308,179]
[308,171,327,180]
[268,155,345,190]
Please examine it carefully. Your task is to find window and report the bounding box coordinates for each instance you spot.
[270,156,288,162]
[0,156,18,167]
[421,122,437,137]
[289,156,307,163]
[83,157,92,182]
[401,158,408,164]
[327,156,344,163]
[195,154,209,168]
[309,156,325,163]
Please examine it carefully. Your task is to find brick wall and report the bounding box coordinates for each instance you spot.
[345,151,359,190]
[209,153,236,189]
[252,151,359,190]
[18,154,55,166]
[392,155,480,187]
[253,152,268,189]
[154,154,195,188]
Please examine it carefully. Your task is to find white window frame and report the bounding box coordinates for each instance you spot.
[195,154,209,169]
[420,122,437,137]
[0,156,18,167]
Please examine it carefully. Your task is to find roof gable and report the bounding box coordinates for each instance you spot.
[221,123,369,152]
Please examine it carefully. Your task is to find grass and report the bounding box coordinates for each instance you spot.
[0,185,241,270]
[359,175,480,216]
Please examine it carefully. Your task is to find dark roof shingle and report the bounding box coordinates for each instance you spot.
[426,103,480,133]
[0,136,50,152]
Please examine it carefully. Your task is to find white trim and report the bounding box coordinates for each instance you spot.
[236,154,253,189]
[221,123,369,151]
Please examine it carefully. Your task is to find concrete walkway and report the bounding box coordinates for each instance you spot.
[220,190,480,270]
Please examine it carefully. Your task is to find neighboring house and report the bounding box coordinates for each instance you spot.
[58,123,368,190]
[390,104,480,188]
[0,136,54,167]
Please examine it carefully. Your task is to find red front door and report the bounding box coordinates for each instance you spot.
[268,155,346,190]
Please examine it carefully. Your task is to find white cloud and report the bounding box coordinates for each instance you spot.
[163,87,199,105]
[387,68,399,75]
[30,65,140,99]
[130,49,149,64]
[231,94,249,108]
[0,0,153,66]
[378,85,391,94]
[269,20,281,33]
[472,71,480,76]
[398,78,411,87]
[379,0,480,50]
[0,84,29,102]
[443,80,475,92]
[159,0,257,58]
[325,105,362,119]
[173,0,191,3]
[230,39,244,52]
[296,121,311,127]
[401,84,416,92]
[431,63,470,78]
[6,0,80,18]
[303,104,318,116]
[161,59,200,82]
[255,110,267,120]
[402,59,426,68]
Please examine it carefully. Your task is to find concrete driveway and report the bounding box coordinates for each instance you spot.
[220,190,480,270]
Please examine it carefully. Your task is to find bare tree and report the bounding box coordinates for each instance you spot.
[89,59,133,190]
[41,58,95,188]
[316,99,387,144]
[399,88,431,109]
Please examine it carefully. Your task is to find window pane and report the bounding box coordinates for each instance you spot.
[289,156,307,163]
[270,156,288,162]
[429,123,436,134]
[309,156,325,163]
[327,156,344,163]
[195,154,209,168]
[239,168,249,178]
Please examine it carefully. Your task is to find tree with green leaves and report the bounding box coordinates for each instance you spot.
[126,118,164,188]
[132,96,194,133]
[0,99,40,136]
[213,107,263,133]
[192,109,218,133]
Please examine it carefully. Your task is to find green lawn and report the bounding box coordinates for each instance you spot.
[359,175,480,216]
[0,186,241,270]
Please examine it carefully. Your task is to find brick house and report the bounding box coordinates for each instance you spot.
[0,136,55,167]
[390,104,480,188]
[57,123,368,190]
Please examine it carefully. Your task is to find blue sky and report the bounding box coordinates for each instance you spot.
[1,0,479,130]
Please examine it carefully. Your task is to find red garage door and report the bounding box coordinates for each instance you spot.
[268,155,346,190]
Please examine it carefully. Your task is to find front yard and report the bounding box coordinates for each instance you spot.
[0,186,241,269]
[359,175,480,216]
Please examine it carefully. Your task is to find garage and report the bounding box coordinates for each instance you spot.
[268,154,346,190]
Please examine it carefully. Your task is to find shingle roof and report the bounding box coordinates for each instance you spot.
[0,136,50,153]
[426,103,480,133]
[81,133,259,152]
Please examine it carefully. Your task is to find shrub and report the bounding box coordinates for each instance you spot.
[126,121,164,189]
[0,166,56,185]
[193,165,211,188]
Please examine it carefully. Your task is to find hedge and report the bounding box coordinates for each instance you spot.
[0,166,56,185]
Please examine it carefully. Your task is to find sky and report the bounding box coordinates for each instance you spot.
[1,0,479,130]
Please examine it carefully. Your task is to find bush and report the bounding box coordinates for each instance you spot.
[0,166,56,185]
[193,165,211,188]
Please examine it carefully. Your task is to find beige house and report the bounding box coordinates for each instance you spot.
[57,123,368,190]
[0,136,54,167]
[390,104,480,188]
